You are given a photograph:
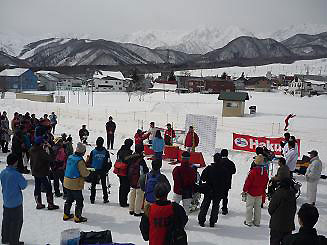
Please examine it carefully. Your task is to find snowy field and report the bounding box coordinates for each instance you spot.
[0,90,326,244]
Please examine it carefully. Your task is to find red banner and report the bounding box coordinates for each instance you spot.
[233,133,300,156]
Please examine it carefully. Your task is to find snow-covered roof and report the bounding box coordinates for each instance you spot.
[93,70,125,80]
[0,68,29,77]
[36,70,60,75]
[151,82,177,90]
[306,80,326,85]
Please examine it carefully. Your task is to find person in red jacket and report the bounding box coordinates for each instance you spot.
[164,123,176,145]
[284,114,296,131]
[184,126,199,152]
[172,151,196,215]
[140,182,188,245]
[243,154,269,227]
[134,129,147,149]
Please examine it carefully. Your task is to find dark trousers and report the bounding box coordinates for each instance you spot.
[198,194,221,224]
[107,134,114,149]
[64,189,84,218]
[154,151,163,160]
[0,140,9,153]
[222,189,229,212]
[1,205,23,245]
[16,156,25,173]
[34,176,53,204]
[90,172,108,202]
[51,124,56,134]
[270,230,291,245]
[118,176,130,206]
[53,170,66,195]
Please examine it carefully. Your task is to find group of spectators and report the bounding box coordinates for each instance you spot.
[0,113,325,245]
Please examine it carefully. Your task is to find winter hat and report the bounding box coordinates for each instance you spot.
[7,153,19,166]
[182,151,190,161]
[308,150,318,157]
[76,142,86,154]
[124,138,134,148]
[154,182,171,199]
[152,159,162,171]
[255,154,264,165]
[54,137,62,145]
[96,137,104,147]
[135,144,144,153]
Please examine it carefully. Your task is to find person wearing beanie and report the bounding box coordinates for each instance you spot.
[140,182,188,245]
[283,203,327,245]
[79,125,89,144]
[125,144,149,216]
[88,137,111,204]
[63,142,90,223]
[243,154,269,227]
[140,159,171,215]
[305,150,322,206]
[172,151,196,215]
[198,153,229,227]
[220,149,236,215]
[0,154,27,245]
[116,139,134,207]
[268,178,297,245]
[29,136,59,211]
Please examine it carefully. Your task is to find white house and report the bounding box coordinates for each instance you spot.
[288,77,312,96]
[92,70,129,92]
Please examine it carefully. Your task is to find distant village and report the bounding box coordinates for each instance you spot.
[0,67,327,98]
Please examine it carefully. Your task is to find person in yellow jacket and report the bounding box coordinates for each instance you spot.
[63,142,90,223]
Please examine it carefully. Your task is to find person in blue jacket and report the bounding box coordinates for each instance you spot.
[89,137,111,204]
[0,153,27,245]
[152,130,165,161]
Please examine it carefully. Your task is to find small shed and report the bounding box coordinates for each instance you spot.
[218,92,249,117]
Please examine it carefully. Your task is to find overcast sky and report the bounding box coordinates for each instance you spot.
[1,0,326,39]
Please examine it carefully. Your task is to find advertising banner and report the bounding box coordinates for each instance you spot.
[233,133,300,156]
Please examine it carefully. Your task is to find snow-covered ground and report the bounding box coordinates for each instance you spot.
[0,90,326,244]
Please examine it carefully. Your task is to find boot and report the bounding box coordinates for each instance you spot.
[35,196,45,209]
[47,192,59,210]
[64,202,72,217]
[63,213,74,221]
[74,205,87,223]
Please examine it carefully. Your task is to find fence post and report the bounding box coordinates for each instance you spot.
[87,108,90,128]
[278,123,281,134]
[134,112,136,121]
[272,123,274,135]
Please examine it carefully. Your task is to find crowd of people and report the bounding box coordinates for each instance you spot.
[0,112,326,245]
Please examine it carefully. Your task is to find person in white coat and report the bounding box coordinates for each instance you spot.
[285,141,298,178]
[147,122,158,145]
[305,150,322,206]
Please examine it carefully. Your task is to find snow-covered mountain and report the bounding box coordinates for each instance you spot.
[0,50,30,66]
[261,24,327,41]
[119,26,255,54]
[18,38,193,66]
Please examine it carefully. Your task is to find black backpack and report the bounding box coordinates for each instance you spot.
[79,230,112,245]
[165,204,188,245]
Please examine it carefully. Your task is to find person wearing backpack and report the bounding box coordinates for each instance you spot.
[140,182,188,245]
[116,139,134,207]
[139,159,170,215]
[172,151,196,215]
[89,137,111,204]
[126,144,149,216]
[198,153,229,227]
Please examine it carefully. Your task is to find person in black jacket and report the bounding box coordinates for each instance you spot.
[198,153,229,227]
[282,203,327,245]
[11,129,27,174]
[220,149,236,215]
[269,178,297,245]
[106,116,116,150]
[116,138,133,207]
[79,125,89,144]
[89,137,111,204]
[140,182,188,245]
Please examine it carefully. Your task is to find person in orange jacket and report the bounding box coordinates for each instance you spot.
[184,126,199,152]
